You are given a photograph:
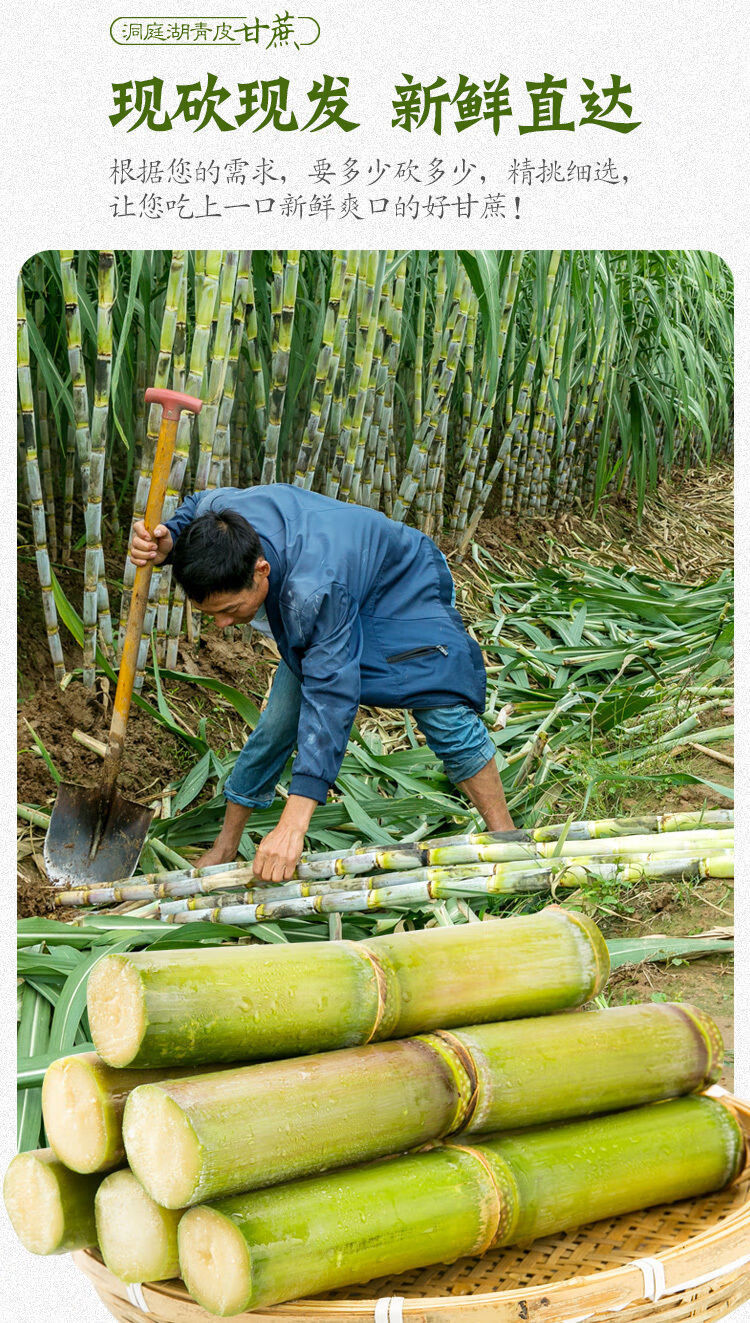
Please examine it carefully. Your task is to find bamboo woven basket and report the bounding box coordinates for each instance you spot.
[74,1089,750,1323]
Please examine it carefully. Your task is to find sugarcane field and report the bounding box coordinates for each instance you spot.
[13,248,742,1321]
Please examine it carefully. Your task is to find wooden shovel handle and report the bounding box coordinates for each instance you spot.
[102,389,203,796]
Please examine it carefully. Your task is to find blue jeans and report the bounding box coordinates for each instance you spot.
[224,659,496,809]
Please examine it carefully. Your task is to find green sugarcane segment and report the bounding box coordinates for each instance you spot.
[122,1001,721,1209]
[456,1001,723,1134]
[481,1094,744,1245]
[41,1052,227,1174]
[123,1035,472,1208]
[3,1149,102,1255]
[177,1096,742,1315]
[367,907,609,1038]
[87,941,383,1068]
[178,1145,506,1316]
[88,907,608,1069]
[95,1169,183,1284]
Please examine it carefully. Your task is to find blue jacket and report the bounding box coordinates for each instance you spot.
[166,486,487,803]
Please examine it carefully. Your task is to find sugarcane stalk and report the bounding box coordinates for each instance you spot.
[294,252,345,487]
[295,825,733,879]
[375,254,407,514]
[261,250,298,485]
[119,249,186,657]
[3,1150,101,1255]
[34,299,58,563]
[194,249,239,493]
[332,251,387,502]
[453,251,523,535]
[18,277,65,683]
[94,1169,182,1284]
[123,1034,471,1207]
[122,1001,722,1209]
[177,1095,743,1314]
[52,842,734,913]
[162,251,220,664]
[87,907,608,1068]
[82,251,116,685]
[483,1094,743,1244]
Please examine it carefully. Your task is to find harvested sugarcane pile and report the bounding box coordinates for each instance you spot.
[49,808,734,935]
[7,908,745,1316]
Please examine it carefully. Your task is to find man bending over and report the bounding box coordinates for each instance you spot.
[130,485,513,882]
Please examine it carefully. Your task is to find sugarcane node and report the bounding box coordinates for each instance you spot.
[422,1029,481,1132]
[671,1003,724,1088]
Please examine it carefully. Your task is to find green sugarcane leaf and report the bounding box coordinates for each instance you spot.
[338,790,397,844]
[18,1043,95,1091]
[159,669,262,728]
[606,934,733,969]
[172,751,212,813]
[17,984,52,1152]
[47,939,135,1057]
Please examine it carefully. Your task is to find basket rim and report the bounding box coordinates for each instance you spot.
[75,1091,750,1321]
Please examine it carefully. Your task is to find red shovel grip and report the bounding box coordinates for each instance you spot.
[145,387,203,420]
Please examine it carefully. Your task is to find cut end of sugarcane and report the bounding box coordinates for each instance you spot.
[551,906,610,996]
[676,1003,725,1086]
[123,1086,201,1209]
[179,1206,252,1317]
[42,1055,111,1173]
[95,1169,181,1283]
[87,956,147,1067]
[4,1153,65,1255]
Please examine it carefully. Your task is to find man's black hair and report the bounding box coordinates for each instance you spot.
[171,509,263,602]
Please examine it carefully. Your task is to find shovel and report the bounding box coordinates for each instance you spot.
[44,387,203,888]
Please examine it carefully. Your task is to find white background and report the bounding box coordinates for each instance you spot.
[0,2,748,1319]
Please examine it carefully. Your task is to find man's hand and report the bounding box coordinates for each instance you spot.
[130,519,173,567]
[252,795,317,883]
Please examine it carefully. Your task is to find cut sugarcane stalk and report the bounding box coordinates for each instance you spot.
[51,813,734,907]
[3,1149,101,1255]
[54,838,734,913]
[177,1095,744,1315]
[455,1001,722,1132]
[482,1094,744,1242]
[296,820,733,878]
[122,1001,721,1208]
[123,1035,469,1207]
[53,838,732,911]
[158,851,734,924]
[94,1169,182,1284]
[88,907,608,1068]
[41,1052,224,1174]
[154,848,734,916]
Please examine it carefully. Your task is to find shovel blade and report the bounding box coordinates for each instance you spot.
[44,783,154,889]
